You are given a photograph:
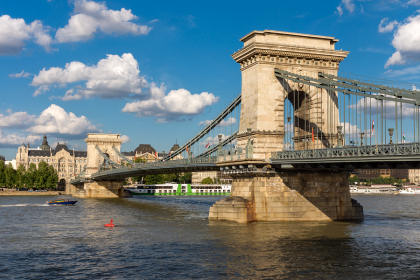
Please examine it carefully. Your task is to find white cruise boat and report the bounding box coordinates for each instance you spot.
[350,185,397,194]
[398,187,420,194]
[125,183,231,196]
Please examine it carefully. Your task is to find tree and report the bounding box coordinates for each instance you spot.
[25,163,37,189]
[4,163,16,188]
[0,160,5,186]
[179,172,192,183]
[47,165,58,189]
[16,165,26,189]
[201,177,213,184]
[143,174,165,184]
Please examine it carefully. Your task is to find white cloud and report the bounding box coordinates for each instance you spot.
[407,0,420,6]
[199,120,212,126]
[202,134,227,146]
[55,0,151,43]
[337,6,344,16]
[385,64,420,80]
[31,53,147,99]
[340,122,362,143]
[378,18,398,33]
[29,52,219,121]
[337,0,355,16]
[0,111,36,128]
[121,135,130,143]
[9,70,32,78]
[0,129,41,148]
[28,104,98,135]
[0,105,98,137]
[0,15,52,54]
[199,117,236,127]
[349,96,416,119]
[122,83,219,122]
[385,12,420,67]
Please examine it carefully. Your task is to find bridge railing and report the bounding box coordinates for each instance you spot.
[271,143,420,161]
[132,156,218,169]
[216,146,253,162]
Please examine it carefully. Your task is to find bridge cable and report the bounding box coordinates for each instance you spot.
[164,94,241,161]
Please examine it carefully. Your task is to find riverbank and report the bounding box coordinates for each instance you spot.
[0,191,63,196]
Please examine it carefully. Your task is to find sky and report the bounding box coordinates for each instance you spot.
[1,0,420,160]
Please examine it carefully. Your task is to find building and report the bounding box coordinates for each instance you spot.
[5,159,16,169]
[355,168,409,181]
[16,136,87,187]
[408,169,420,184]
[122,143,183,162]
[133,144,159,162]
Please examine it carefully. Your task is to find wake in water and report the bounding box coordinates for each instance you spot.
[0,203,49,207]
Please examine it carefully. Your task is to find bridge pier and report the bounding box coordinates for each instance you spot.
[70,180,126,198]
[209,169,363,223]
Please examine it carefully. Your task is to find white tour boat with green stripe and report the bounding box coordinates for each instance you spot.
[126,183,231,196]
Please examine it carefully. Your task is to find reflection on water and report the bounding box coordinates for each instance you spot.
[0,195,419,279]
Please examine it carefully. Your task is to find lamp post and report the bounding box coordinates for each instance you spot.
[360,132,365,146]
[388,128,394,144]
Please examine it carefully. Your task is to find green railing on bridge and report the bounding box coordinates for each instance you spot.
[271,143,420,164]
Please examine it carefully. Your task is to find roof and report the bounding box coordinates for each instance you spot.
[134,144,156,154]
[240,30,338,43]
[158,152,167,157]
[122,151,135,156]
[170,144,180,152]
[27,143,86,157]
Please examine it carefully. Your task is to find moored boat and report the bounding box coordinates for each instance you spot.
[398,187,420,194]
[48,199,77,205]
[126,183,231,196]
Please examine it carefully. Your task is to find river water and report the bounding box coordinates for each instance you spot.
[0,194,419,279]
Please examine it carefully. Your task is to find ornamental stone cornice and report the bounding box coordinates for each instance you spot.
[233,42,348,62]
[232,42,349,71]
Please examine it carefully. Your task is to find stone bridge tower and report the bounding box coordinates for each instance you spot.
[232,30,348,159]
[85,133,123,176]
[209,30,362,223]
[71,133,124,198]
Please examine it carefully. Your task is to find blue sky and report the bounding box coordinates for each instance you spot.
[0,0,420,159]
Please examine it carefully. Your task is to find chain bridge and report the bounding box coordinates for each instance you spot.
[69,30,420,223]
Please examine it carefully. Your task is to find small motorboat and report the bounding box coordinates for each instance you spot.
[47,199,77,206]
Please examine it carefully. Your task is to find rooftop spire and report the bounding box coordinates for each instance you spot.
[40,135,50,151]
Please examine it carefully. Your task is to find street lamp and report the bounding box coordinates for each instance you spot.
[388,128,394,144]
[360,132,365,146]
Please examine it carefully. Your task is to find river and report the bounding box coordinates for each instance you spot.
[0,194,419,279]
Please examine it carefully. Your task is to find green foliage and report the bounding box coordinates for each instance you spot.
[0,160,58,190]
[201,177,213,184]
[0,160,5,186]
[349,175,359,184]
[350,174,403,185]
[138,172,192,185]
[134,157,147,163]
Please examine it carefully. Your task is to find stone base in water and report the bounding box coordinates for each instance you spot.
[209,170,363,223]
[70,181,125,198]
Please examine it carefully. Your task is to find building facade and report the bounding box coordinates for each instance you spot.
[355,168,410,181]
[16,136,87,186]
